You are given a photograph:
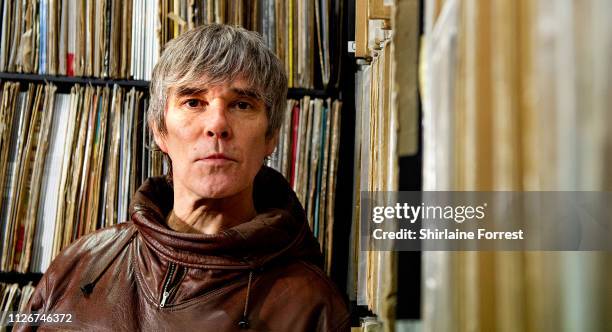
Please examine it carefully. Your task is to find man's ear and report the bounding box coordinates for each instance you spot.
[264,130,280,157]
[151,121,168,153]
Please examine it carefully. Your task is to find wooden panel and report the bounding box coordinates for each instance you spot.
[369,0,391,20]
[355,0,369,58]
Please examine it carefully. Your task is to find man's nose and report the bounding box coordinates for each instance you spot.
[205,101,231,139]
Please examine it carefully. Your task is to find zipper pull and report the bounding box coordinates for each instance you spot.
[160,291,170,308]
[159,262,180,308]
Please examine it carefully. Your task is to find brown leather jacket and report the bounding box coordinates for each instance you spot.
[16,167,350,331]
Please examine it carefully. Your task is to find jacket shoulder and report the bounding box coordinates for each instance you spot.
[260,260,351,331]
[48,222,136,271]
[290,260,347,302]
[18,223,136,318]
[37,223,136,304]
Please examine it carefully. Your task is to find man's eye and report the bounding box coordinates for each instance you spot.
[185,99,202,108]
[235,101,252,110]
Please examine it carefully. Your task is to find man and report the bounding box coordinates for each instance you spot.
[17,24,350,331]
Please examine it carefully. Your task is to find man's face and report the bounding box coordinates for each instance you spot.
[154,78,277,200]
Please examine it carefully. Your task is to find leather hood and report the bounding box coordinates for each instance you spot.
[129,166,324,270]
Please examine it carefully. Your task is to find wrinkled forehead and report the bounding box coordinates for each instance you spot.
[167,73,267,104]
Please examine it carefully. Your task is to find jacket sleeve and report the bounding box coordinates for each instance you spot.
[326,312,351,332]
[313,286,351,332]
[12,273,48,332]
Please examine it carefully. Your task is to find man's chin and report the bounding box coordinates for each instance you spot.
[176,171,252,199]
[189,182,243,200]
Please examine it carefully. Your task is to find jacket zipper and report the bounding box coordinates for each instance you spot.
[157,264,251,309]
[159,262,177,308]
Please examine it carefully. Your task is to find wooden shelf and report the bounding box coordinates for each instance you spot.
[0,72,149,93]
[0,271,43,287]
[0,72,337,99]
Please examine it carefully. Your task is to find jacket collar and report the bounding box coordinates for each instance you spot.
[129,166,323,269]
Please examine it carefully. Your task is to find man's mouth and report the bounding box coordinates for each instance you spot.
[199,153,237,162]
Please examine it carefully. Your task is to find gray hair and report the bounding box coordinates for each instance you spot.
[148,24,288,138]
